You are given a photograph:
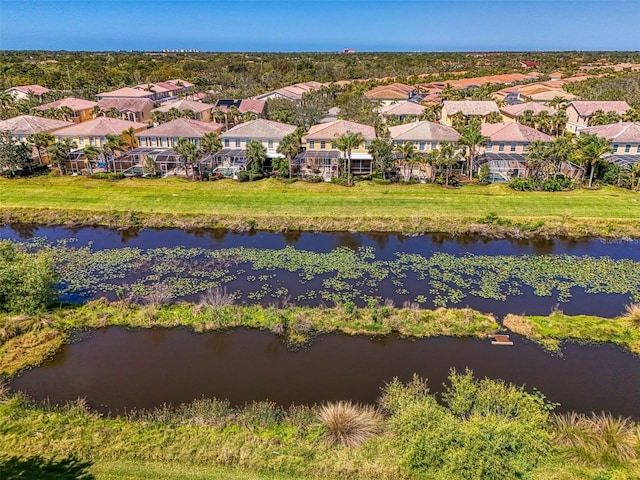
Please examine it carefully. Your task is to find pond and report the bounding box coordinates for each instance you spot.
[1,225,639,317]
[10,327,640,418]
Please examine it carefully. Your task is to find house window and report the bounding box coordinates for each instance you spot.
[100,137,105,146]
[173,138,179,146]
[498,143,505,152]
[365,141,371,148]
[268,139,273,149]
[613,143,619,152]
[162,137,168,147]
[78,137,85,146]
[624,144,631,153]
[637,145,640,154]
[419,142,425,151]
[510,143,516,152]
[320,140,326,149]
[89,136,95,146]
[523,143,529,152]
[331,142,336,149]
[487,142,493,152]
[235,139,241,148]
[224,139,229,147]
[309,140,315,149]
[431,142,438,150]
[194,138,200,147]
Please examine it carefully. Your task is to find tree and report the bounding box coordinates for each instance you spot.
[551,110,568,137]
[121,127,138,150]
[547,136,574,178]
[420,104,441,122]
[82,145,100,175]
[103,134,127,172]
[26,132,55,165]
[575,133,613,188]
[0,132,32,176]
[276,132,302,178]
[485,111,502,124]
[535,111,553,135]
[335,131,365,185]
[151,110,166,125]
[548,96,568,110]
[368,137,395,180]
[519,110,536,127]
[0,91,16,120]
[437,141,460,186]
[631,161,640,190]
[47,137,77,175]
[246,139,267,176]
[622,108,640,122]
[394,141,419,181]
[174,138,200,180]
[200,132,222,156]
[450,112,467,131]
[59,106,75,122]
[90,105,103,119]
[457,122,488,177]
[524,140,549,179]
[105,107,120,119]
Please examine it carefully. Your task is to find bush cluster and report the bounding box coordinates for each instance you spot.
[509,175,573,192]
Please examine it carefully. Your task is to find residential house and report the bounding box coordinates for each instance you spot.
[365,83,418,106]
[254,81,324,101]
[152,100,214,122]
[35,97,99,123]
[478,122,555,182]
[441,101,500,126]
[210,119,297,177]
[6,84,51,101]
[565,101,631,133]
[137,118,223,148]
[499,102,556,122]
[214,98,267,121]
[520,61,541,69]
[53,117,147,149]
[388,121,461,180]
[380,101,425,123]
[295,120,376,180]
[132,83,173,102]
[165,79,195,96]
[97,98,155,123]
[578,122,640,169]
[0,115,72,163]
[96,87,155,102]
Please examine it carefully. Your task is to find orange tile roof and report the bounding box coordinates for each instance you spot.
[141,118,222,137]
[500,102,556,117]
[481,122,553,142]
[35,97,98,112]
[579,122,640,142]
[7,84,51,95]
[569,101,631,117]
[54,117,147,136]
[305,120,376,140]
[0,115,72,135]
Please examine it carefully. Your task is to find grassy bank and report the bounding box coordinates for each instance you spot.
[0,301,499,378]
[2,371,639,480]
[1,176,639,237]
[504,309,640,354]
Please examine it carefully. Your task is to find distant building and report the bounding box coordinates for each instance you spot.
[520,61,541,69]
[341,48,356,54]
[152,99,214,122]
[365,83,418,106]
[254,82,324,101]
[565,101,631,133]
[97,98,155,123]
[35,97,99,123]
[5,84,51,101]
[441,101,500,126]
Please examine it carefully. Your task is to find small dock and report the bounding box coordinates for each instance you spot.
[489,334,514,346]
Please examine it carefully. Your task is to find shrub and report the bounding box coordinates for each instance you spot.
[623,303,640,326]
[509,177,536,191]
[90,172,124,180]
[237,170,250,182]
[278,177,298,184]
[249,173,264,181]
[199,287,235,307]
[305,175,322,183]
[372,178,392,185]
[318,401,382,447]
[540,175,573,192]
[331,176,348,186]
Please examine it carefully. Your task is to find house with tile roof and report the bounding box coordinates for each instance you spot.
[6,85,51,100]
[35,97,99,123]
[499,102,556,122]
[152,100,214,122]
[254,82,324,101]
[97,98,155,123]
[565,101,631,133]
[380,101,426,122]
[214,99,266,119]
[481,122,553,154]
[0,115,72,141]
[53,117,147,148]
[294,120,376,180]
[441,101,500,126]
[96,87,155,101]
[389,121,462,181]
[578,122,640,164]
[205,119,297,178]
[365,83,417,105]
[137,118,222,149]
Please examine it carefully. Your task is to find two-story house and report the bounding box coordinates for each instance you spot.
[35,97,99,123]
[565,101,631,133]
[441,101,500,126]
[579,122,640,169]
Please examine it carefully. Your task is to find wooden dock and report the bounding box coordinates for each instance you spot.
[489,334,514,346]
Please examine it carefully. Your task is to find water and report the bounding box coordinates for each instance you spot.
[10,327,640,418]
[1,225,638,317]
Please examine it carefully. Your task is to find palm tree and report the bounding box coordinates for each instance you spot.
[547,136,574,177]
[175,137,200,180]
[485,111,502,124]
[151,110,166,125]
[90,105,103,119]
[622,108,640,123]
[82,145,100,175]
[425,149,439,182]
[246,139,267,176]
[103,134,127,172]
[457,122,488,177]
[524,140,548,179]
[0,90,15,119]
[368,137,395,180]
[121,127,138,151]
[535,111,553,135]
[47,138,76,175]
[420,104,441,122]
[450,112,467,131]
[213,108,227,130]
[200,132,222,156]
[241,111,257,123]
[277,133,301,178]
[59,106,75,122]
[394,141,418,181]
[335,131,365,185]
[631,161,640,191]
[105,107,121,119]
[228,106,241,127]
[26,132,55,165]
[548,96,568,110]
[437,141,460,186]
[575,133,613,188]
[519,110,536,127]
[552,110,568,137]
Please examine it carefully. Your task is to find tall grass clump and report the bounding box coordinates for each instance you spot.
[318,401,382,447]
[624,303,640,326]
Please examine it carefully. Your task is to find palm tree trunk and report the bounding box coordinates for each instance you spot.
[589,162,595,188]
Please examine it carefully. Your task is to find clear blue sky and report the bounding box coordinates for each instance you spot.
[1,0,639,52]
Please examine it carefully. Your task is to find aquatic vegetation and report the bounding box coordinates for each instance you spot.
[23,240,639,311]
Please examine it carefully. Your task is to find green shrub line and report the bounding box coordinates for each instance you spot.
[1,370,638,479]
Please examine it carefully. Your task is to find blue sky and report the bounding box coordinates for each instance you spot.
[1,0,639,52]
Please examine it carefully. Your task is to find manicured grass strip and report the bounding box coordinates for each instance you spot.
[504,311,640,354]
[1,176,639,236]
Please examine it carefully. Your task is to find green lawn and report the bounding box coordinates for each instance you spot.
[1,176,639,236]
